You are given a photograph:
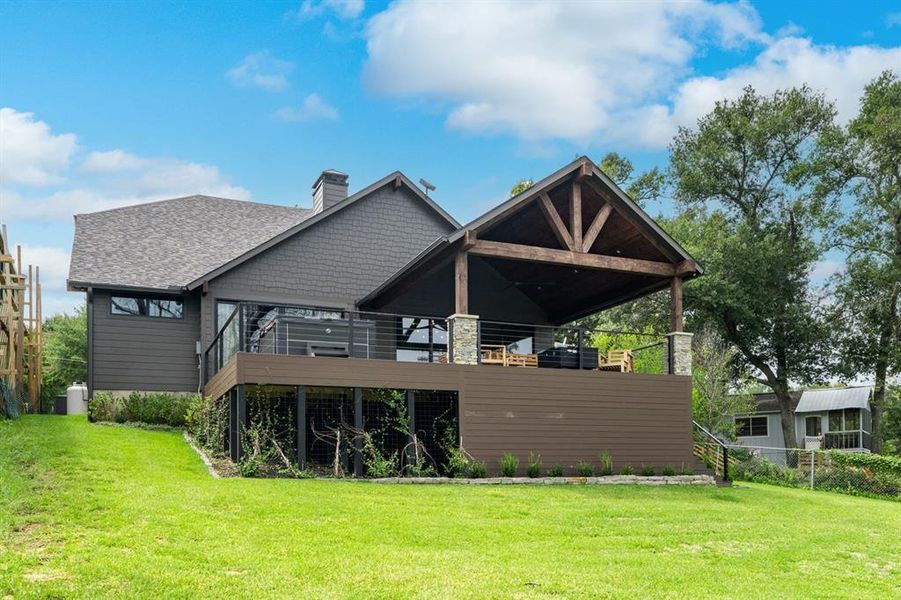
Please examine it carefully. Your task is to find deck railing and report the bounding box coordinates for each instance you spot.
[823,430,872,451]
[203,302,448,383]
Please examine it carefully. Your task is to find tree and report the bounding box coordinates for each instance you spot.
[598,152,664,207]
[41,306,88,406]
[812,71,901,453]
[510,179,533,196]
[670,85,837,451]
[691,328,755,439]
[881,386,901,456]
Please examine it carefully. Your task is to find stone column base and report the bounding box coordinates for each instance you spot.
[663,332,693,376]
[448,314,479,365]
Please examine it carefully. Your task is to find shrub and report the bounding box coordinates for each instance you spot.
[641,465,656,477]
[621,464,634,475]
[186,394,228,455]
[88,391,119,423]
[680,463,694,476]
[827,451,901,478]
[444,447,470,478]
[598,452,614,476]
[575,461,593,477]
[499,452,519,477]
[468,461,487,478]
[662,465,676,476]
[88,391,194,427]
[547,464,564,477]
[526,452,542,478]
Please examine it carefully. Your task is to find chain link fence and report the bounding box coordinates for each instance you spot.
[727,444,901,501]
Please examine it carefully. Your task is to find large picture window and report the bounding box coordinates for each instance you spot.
[111,295,184,318]
[735,416,767,437]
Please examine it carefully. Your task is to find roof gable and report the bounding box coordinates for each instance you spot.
[184,172,459,290]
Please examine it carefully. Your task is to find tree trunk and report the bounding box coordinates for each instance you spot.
[871,281,899,454]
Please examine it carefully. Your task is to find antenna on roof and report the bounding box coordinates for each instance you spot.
[419,178,436,197]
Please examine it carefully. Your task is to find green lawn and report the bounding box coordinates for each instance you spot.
[1,417,899,599]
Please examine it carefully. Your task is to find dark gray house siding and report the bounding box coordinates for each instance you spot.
[91,289,201,393]
[201,184,455,347]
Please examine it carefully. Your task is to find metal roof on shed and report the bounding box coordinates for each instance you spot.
[795,387,872,413]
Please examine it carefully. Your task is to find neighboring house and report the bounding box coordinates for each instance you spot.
[68,157,707,474]
[734,387,874,464]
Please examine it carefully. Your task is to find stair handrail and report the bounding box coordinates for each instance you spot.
[692,420,731,481]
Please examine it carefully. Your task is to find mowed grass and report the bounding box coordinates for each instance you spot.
[1,417,899,599]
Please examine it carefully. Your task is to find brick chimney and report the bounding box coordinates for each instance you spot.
[312,169,349,213]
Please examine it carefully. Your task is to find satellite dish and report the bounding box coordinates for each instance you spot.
[419,178,436,196]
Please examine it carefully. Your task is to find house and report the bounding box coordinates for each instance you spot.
[734,387,874,464]
[68,156,706,475]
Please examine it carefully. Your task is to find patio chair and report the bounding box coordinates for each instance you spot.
[480,344,507,366]
[597,349,634,373]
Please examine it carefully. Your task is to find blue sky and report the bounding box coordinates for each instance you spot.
[1,0,899,316]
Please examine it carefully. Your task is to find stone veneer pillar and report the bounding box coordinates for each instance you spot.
[663,332,693,376]
[448,314,479,365]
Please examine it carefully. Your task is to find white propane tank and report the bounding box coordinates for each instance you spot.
[66,382,88,415]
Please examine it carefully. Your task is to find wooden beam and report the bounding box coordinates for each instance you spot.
[461,229,477,251]
[454,251,469,314]
[571,181,582,252]
[538,193,574,251]
[581,203,613,253]
[393,174,402,190]
[670,276,684,332]
[577,160,592,181]
[470,239,677,277]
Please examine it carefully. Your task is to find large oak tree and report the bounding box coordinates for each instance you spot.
[670,85,837,450]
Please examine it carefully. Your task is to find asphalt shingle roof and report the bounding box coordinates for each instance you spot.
[68,195,313,290]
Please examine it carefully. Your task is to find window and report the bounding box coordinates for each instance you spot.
[805,416,822,437]
[735,416,767,437]
[828,408,862,432]
[111,296,183,318]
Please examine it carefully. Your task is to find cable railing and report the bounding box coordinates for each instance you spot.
[203,302,449,383]
[477,320,666,373]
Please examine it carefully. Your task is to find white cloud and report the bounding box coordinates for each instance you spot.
[274,94,340,122]
[0,108,77,185]
[292,0,364,20]
[0,109,249,220]
[226,51,294,92]
[886,12,901,28]
[810,258,845,282]
[630,37,901,147]
[81,149,146,173]
[362,1,900,147]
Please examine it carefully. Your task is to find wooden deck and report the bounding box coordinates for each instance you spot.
[206,353,695,470]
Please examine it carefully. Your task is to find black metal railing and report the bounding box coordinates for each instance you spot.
[692,420,731,481]
[823,430,871,451]
[203,302,449,383]
[477,320,665,373]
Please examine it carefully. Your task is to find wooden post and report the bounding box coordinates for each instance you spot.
[454,251,468,315]
[353,387,363,477]
[670,276,683,333]
[296,386,306,470]
[571,180,582,252]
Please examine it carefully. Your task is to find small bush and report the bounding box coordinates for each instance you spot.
[547,464,564,477]
[680,463,694,476]
[598,452,614,476]
[88,391,194,427]
[88,391,118,422]
[468,461,487,478]
[575,461,593,477]
[526,452,542,478]
[499,452,519,477]
[621,464,634,475]
[640,465,656,477]
[662,465,676,476]
[444,447,470,478]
